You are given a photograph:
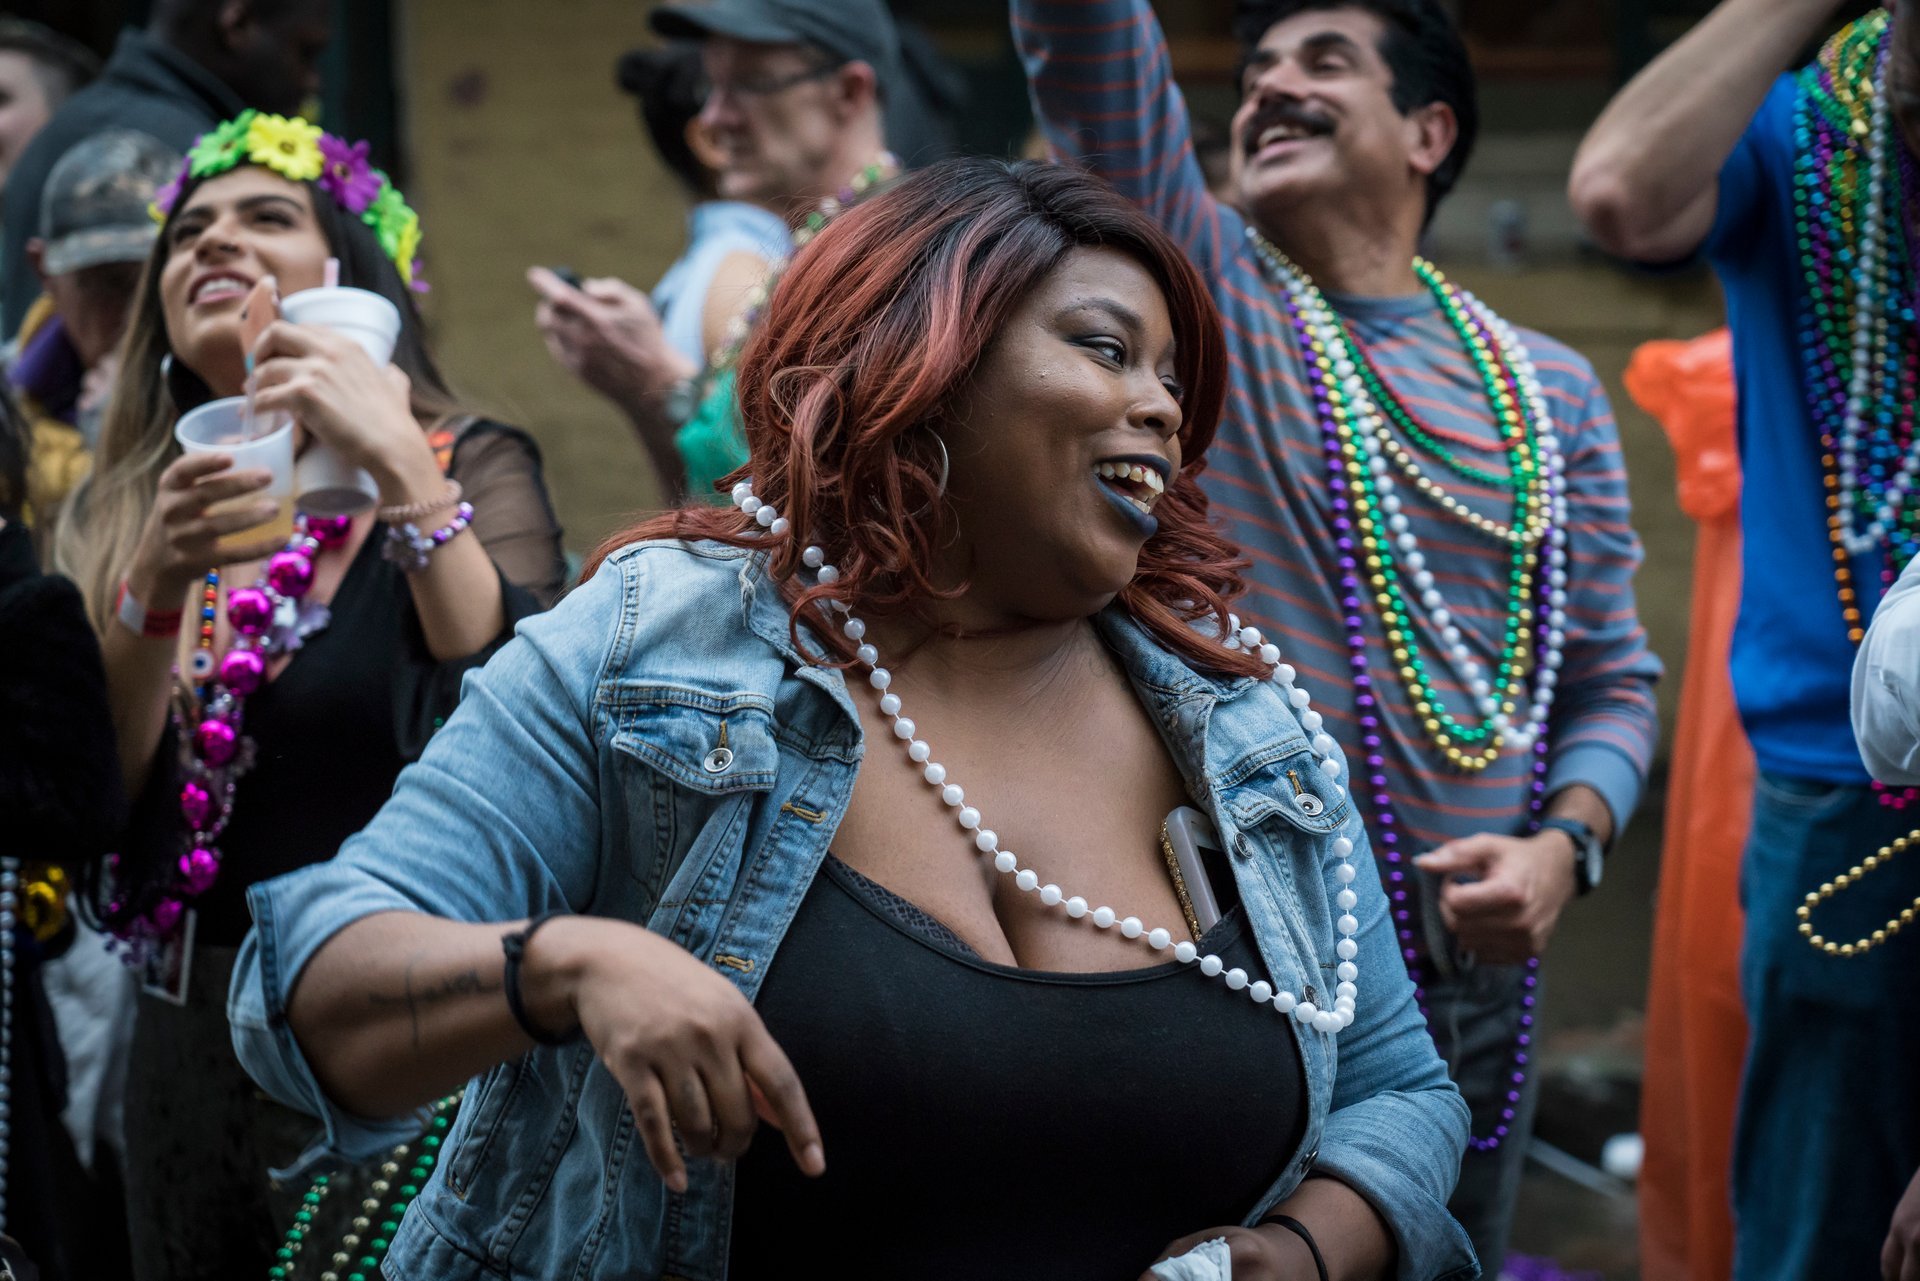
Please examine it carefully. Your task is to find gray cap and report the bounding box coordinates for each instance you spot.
[650,0,901,90]
[38,130,179,276]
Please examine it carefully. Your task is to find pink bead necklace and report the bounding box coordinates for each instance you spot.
[116,514,351,951]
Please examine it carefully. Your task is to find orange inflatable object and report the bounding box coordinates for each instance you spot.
[1623,329,1751,1281]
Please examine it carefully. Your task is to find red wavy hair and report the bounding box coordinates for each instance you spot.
[588,157,1266,678]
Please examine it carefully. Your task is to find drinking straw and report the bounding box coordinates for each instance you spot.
[324,257,340,288]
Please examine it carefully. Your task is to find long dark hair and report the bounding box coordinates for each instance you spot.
[589,157,1267,681]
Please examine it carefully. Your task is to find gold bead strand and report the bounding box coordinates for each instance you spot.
[1797,827,1920,955]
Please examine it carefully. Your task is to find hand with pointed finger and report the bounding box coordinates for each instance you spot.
[1413,830,1577,963]
[521,915,825,1194]
[126,451,290,606]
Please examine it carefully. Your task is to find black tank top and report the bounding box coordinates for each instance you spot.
[729,856,1308,1279]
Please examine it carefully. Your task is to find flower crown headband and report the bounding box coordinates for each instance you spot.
[153,110,425,290]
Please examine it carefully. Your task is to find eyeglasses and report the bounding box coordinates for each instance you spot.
[699,61,842,107]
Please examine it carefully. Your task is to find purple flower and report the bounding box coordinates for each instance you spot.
[316,134,381,214]
[150,156,193,221]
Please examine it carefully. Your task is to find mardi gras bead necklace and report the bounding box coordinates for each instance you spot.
[111,514,352,955]
[1249,231,1569,773]
[1795,10,1920,641]
[1250,231,1565,1148]
[270,1093,460,1281]
[1790,13,1920,949]
[727,480,1368,1035]
[0,857,15,1233]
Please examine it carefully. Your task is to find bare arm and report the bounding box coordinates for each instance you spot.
[699,250,774,363]
[1145,1176,1393,1280]
[1568,0,1842,262]
[287,908,825,1193]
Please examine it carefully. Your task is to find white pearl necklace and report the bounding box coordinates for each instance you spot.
[1273,263,1572,754]
[730,481,1364,1034]
[1837,60,1920,556]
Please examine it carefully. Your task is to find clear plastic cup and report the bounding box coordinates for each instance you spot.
[280,286,401,515]
[173,397,295,554]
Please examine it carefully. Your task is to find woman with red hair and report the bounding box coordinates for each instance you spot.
[229,158,1472,1281]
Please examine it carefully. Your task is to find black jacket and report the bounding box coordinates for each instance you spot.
[0,520,124,1281]
[1,28,246,337]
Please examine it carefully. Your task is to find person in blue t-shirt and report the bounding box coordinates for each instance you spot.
[1573,3,1920,1277]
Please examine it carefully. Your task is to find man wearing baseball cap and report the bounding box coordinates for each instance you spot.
[14,129,176,530]
[533,0,906,501]
[651,0,899,221]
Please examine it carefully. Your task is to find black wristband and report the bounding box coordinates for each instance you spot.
[1257,1213,1330,1281]
[502,912,583,1046]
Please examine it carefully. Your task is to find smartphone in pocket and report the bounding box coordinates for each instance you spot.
[1164,805,1235,934]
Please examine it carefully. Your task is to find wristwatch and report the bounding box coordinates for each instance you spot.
[1539,816,1605,896]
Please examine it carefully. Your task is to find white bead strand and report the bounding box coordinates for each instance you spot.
[733,484,1362,1033]
[0,855,17,1232]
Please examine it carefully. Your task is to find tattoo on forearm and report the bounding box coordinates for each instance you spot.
[369,952,501,1049]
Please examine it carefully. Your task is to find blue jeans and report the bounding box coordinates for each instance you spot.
[1425,958,1542,1279]
[1732,774,1920,1281]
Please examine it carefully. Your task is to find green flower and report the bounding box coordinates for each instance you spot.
[187,111,257,179]
[362,178,418,259]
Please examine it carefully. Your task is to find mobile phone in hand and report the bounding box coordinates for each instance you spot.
[546,265,584,290]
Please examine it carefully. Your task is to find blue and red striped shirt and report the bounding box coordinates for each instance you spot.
[1014,0,1662,879]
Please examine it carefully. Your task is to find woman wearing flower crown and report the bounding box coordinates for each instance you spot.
[52,111,564,1280]
[230,157,1472,1281]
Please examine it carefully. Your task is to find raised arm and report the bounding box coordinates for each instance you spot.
[1011,0,1235,271]
[1568,0,1843,263]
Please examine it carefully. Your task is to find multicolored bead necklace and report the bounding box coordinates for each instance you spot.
[111,514,351,955]
[1795,13,1920,840]
[1251,230,1563,1149]
[1794,9,1920,641]
[1249,230,1568,774]
[270,1092,459,1281]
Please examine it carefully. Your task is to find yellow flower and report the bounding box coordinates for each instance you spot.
[245,113,324,183]
[393,212,421,286]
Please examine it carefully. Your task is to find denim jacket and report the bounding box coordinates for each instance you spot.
[230,540,1477,1281]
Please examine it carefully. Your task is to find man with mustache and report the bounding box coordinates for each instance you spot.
[1013,0,1661,1271]
[1572,2,1920,1277]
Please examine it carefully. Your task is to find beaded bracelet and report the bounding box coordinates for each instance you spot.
[377,478,463,525]
[380,501,474,573]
